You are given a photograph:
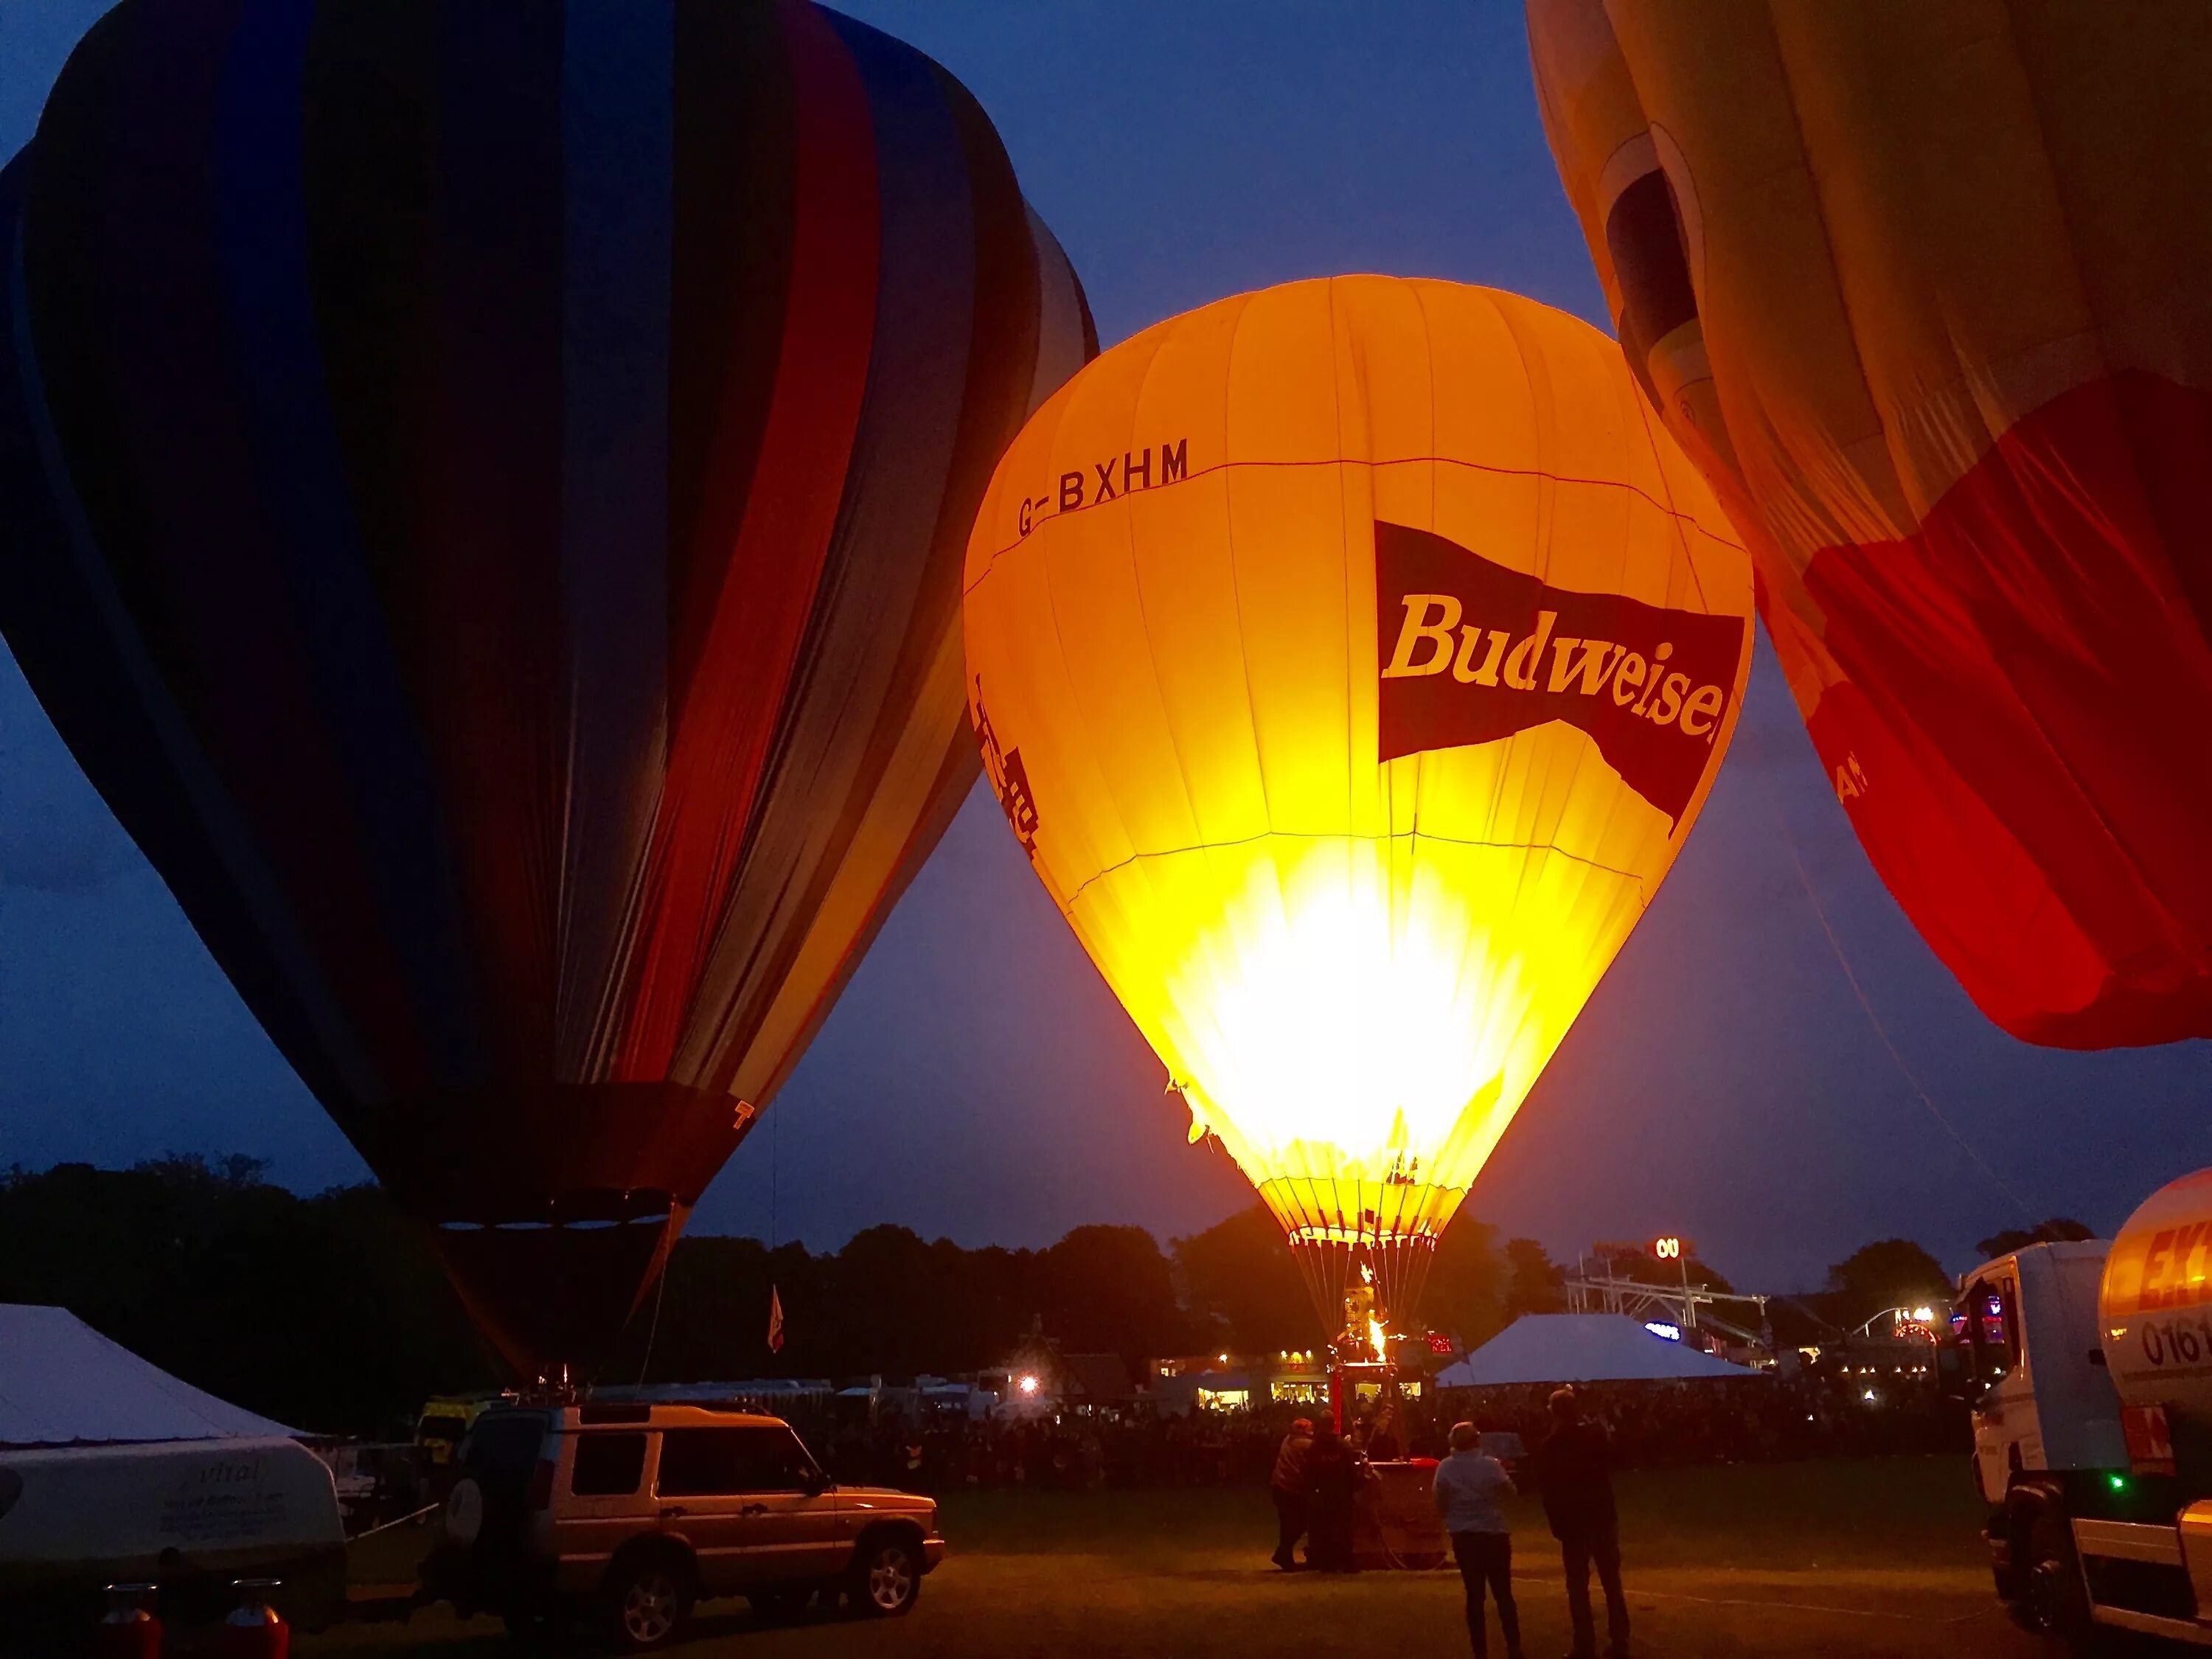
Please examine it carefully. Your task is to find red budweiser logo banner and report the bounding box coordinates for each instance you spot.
[1377,522,1746,824]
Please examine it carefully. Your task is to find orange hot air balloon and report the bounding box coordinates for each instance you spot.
[962,277,1752,1340]
[1529,0,2212,1048]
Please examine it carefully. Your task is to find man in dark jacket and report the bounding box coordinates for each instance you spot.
[1270,1418,1315,1568]
[1531,1388,1628,1658]
[1304,1427,1360,1572]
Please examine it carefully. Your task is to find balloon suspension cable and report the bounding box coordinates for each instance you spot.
[636,1254,669,1388]
[1290,1220,1438,1436]
[1290,1225,1439,1362]
[1290,1229,1438,1332]
[1773,796,2037,1222]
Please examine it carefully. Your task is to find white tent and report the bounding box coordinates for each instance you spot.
[0,1304,299,1446]
[1434,1314,1764,1387]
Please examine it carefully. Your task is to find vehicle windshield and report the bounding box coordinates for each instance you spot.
[1948,1278,2020,1399]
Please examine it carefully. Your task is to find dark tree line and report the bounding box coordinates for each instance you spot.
[0,1155,1991,1439]
[0,1157,1565,1437]
[0,1156,495,1436]
[1975,1217,2095,1258]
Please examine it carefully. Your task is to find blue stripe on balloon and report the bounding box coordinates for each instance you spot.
[556,0,675,1082]
[212,0,488,1091]
[1,155,384,1108]
[428,0,567,1077]
[819,10,976,531]
[678,10,975,1038]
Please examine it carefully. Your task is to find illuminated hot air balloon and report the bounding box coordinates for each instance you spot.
[1530,0,2212,1047]
[0,0,1093,1372]
[962,277,1750,1344]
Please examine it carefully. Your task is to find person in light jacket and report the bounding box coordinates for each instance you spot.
[1433,1420,1522,1659]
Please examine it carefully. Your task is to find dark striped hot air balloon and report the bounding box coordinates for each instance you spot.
[1529,0,2212,1048]
[0,0,1094,1372]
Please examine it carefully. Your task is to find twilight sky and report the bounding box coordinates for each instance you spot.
[4,0,2208,1290]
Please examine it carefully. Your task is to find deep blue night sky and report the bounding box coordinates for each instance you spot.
[4,0,2208,1289]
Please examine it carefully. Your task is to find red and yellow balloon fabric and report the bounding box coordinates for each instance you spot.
[0,0,1093,1371]
[963,277,1750,1330]
[1530,0,2212,1047]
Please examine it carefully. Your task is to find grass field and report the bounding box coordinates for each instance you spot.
[307,1457,2042,1659]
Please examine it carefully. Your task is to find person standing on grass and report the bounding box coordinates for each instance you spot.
[1532,1387,1630,1658]
[1433,1421,1523,1659]
[1269,1416,1315,1569]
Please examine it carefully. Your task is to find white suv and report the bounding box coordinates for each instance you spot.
[428,1401,942,1649]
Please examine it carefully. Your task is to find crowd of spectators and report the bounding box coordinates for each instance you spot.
[1433,1371,1964,1467]
[783,1368,1964,1493]
[807,1405,1286,1490]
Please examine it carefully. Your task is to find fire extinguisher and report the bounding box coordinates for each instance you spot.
[218,1578,289,1659]
[91,1582,160,1659]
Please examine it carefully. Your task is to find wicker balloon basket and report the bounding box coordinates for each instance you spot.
[1352,1461,1449,1571]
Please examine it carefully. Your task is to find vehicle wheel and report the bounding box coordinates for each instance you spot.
[748,1585,812,1625]
[849,1532,921,1618]
[2021,1509,2110,1655]
[605,1556,694,1652]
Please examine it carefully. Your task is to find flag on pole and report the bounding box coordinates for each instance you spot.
[767,1284,785,1354]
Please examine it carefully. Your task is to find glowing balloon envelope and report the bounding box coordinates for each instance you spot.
[1530,0,2212,1046]
[0,0,1093,1371]
[963,277,1750,1332]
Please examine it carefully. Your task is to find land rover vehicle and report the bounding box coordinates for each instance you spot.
[423,1401,942,1649]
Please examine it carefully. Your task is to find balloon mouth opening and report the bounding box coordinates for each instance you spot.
[428,1196,692,1376]
[1284,1222,1442,1248]
[432,1187,681,1231]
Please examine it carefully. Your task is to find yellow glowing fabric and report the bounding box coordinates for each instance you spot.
[961,278,1750,1309]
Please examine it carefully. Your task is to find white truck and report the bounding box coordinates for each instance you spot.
[1967,1168,2212,1649]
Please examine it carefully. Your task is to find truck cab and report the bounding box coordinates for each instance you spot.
[1960,1240,2126,1503]
[1967,1172,2212,1649]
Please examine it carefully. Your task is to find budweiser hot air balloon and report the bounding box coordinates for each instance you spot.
[1530,0,2212,1047]
[0,0,1093,1371]
[963,277,1750,1340]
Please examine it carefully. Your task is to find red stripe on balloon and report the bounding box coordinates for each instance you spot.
[1802,369,2212,1046]
[613,0,882,1081]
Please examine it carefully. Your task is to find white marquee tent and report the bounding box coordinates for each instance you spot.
[1433,1314,1764,1388]
[0,1304,299,1446]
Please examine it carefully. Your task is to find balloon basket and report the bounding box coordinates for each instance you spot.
[1352,1461,1450,1571]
